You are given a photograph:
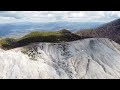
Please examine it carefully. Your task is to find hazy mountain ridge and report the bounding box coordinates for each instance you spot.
[75,18,120,44]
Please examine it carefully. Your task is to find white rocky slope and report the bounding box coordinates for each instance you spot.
[0,38,120,79]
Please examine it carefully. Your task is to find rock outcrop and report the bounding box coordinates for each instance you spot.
[0,38,120,79]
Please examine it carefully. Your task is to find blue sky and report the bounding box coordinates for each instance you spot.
[0,11,120,23]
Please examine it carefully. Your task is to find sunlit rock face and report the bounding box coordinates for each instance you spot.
[0,38,120,79]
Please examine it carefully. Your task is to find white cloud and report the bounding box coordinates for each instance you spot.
[0,16,18,23]
[0,11,120,23]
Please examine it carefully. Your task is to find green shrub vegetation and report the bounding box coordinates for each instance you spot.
[0,29,90,50]
[0,38,17,49]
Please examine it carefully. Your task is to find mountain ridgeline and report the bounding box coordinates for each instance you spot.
[0,29,91,50]
[75,18,120,44]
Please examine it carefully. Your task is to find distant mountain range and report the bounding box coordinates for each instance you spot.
[0,22,102,38]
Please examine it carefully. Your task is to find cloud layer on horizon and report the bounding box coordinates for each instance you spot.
[0,11,120,23]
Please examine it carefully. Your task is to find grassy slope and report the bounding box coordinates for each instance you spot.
[0,29,89,50]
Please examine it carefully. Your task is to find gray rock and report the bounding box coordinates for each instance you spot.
[0,38,120,79]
